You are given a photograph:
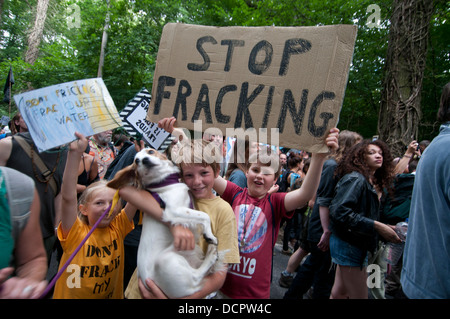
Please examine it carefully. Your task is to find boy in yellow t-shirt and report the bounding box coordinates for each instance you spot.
[121,137,239,299]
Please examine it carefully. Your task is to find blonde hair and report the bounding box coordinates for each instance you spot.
[77,180,115,224]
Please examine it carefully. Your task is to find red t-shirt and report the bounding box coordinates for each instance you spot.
[220,181,290,299]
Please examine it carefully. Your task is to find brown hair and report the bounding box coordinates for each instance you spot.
[333,130,363,163]
[248,149,281,180]
[335,139,394,193]
[225,139,250,179]
[177,139,221,177]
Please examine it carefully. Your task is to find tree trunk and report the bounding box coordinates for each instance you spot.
[97,0,111,78]
[378,0,434,157]
[0,0,4,25]
[24,0,50,65]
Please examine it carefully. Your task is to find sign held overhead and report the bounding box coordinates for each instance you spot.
[146,23,357,152]
[14,78,122,152]
[120,88,173,150]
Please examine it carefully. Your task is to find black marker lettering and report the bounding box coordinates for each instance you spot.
[308,91,335,137]
[261,86,274,128]
[279,38,312,76]
[187,36,217,71]
[235,82,264,129]
[191,84,213,123]
[154,76,175,115]
[277,89,308,133]
[215,84,237,123]
[248,40,273,75]
[221,39,245,72]
[173,79,192,121]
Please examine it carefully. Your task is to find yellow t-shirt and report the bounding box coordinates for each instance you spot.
[53,210,134,299]
[196,196,240,264]
[124,196,240,299]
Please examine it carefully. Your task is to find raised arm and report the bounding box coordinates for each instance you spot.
[213,175,228,196]
[284,128,339,212]
[60,132,89,237]
[394,140,419,175]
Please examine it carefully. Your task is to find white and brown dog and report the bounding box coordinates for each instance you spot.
[107,148,222,298]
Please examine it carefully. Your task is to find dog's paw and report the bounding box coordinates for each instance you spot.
[203,234,218,246]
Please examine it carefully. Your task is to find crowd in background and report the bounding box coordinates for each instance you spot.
[0,82,449,299]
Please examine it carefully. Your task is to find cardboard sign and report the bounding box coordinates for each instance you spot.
[146,23,357,152]
[120,88,173,150]
[14,78,122,152]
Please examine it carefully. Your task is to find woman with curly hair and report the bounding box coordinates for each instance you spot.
[328,139,401,299]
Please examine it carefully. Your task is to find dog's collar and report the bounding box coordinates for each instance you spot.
[145,173,180,189]
[147,172,194,210]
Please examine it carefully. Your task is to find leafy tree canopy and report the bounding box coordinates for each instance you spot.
[1,0,448,141]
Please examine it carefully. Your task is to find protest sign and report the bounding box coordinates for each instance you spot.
[146,23,357,152]
[14,78,122,152]
[120,88,173,150]
[1,115,10,126]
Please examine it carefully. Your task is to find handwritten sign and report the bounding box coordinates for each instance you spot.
[120,88,173,150]
[14,78,122,152]
[146,23,357,152]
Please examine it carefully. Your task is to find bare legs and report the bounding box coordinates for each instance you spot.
[330,265,367,299]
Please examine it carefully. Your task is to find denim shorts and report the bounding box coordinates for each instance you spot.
[330,233,368,268]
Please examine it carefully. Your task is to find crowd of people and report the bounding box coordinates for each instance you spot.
[0,82,449,299]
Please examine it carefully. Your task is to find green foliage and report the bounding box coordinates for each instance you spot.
[0,0,447,141]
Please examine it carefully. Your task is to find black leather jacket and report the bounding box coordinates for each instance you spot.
[329,171,380,253]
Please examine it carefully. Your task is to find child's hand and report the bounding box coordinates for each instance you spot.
[158,117,187,143]
[69,132,89,153]
[158,117,177,134]
[325,128,339,152]
[170,224,195,251]
[138,278,168,299]
[268,183,279,194]
[133,139,145,153]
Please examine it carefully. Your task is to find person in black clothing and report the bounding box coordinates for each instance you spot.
[0,132,67,263]
[284,130,362,299]
[104,140,141,290]
[328,139,401,299]
[382,159,417,298]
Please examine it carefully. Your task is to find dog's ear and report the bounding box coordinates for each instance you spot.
[106,164,137,189]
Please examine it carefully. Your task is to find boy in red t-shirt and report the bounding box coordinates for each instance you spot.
[158,116,339,299]
[213,136,338,299]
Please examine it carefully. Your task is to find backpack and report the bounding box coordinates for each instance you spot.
[0,167,33,268]
[278,170,295,193]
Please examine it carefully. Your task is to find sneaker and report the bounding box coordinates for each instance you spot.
[281,248,293,255]
[279,272,294,288]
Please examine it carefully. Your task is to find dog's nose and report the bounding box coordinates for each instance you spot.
[141,157,155,168]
